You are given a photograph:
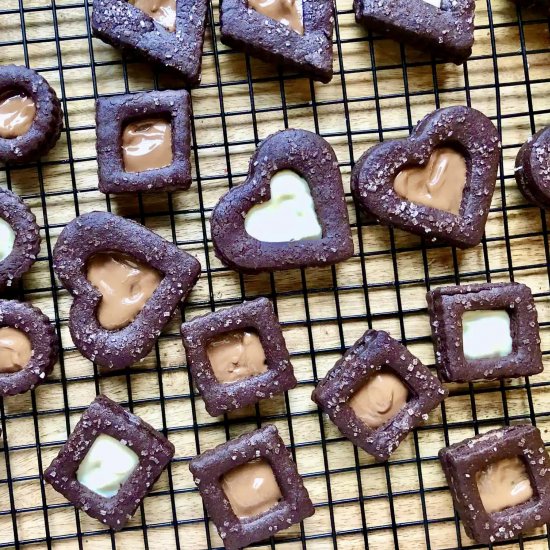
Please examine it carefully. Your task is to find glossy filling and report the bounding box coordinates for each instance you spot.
[0,327,32,374]
[0,218,15,262]
[0,92,36,139]
[86,252,162,330]
[462,310,513,361]
[221,458,282,518]
[122,117,173,173]
[207,330,267,384]
[76,434,140,498]
[248,0,304,34]
[130,0,177,31]
[476,456,534,514]
[393,147,467,215]
[244,169,322,243]
[349,369,409,429]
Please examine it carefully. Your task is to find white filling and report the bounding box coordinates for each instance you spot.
[0,218,15,262]
[423,0,441,7]
[76,434,139,498]
[244,170,322,243]
[462,310,513,361]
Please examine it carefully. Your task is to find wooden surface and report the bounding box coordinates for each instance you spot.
[0,0,550,548]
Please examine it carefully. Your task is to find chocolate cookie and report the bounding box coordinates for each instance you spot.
[44,395,175,531]
[312,330,447,462]
[354,0,475,65]
[92,0,208,86]
[189,424,314,550]
[96,90,192,194]
[211,129,354,273]
[351,106,500,249]
[0,187,41,291]
[439,424,550,544]
[0,300,58,396]
[427,282,543,382]
[220,0,335,83]
[181,297,296,416]
[0,65,62,163]
[515,126,550,209]
[53,211,201,370]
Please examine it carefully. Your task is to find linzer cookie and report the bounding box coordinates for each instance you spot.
[181,297,296,416]
[427,282,542,382]
[0,188,41,290]
[354,0,475,64]
[53,211,201,370]
[189,424,314,550]
[312,329,447,462]
[0,300,58,396]
[211,129,353,273]
[515,126,550,209]
[92,0,208,86]
[220,0,335,83]
[96,90,191,194]
[439,424,550,544]
[351,106,500,248]
[44,395,175,531]
[0,65,62,163]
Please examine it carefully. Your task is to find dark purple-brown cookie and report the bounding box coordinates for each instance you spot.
[0,187,41,291]
[44,395,175,531]
[427,282,542,382]
[52,211,201,370]
[96,90,191,194]
[354,0,475,65]
[220,0,335,83]
[211,129,354,273]
[515,126,550,209]
[92,0,208,86]
[312,329,447,462]
[181,297,296,417]
[189,424,314,550]
[0,65,62,163]
[0,300,58,396]
[351,106,500,249]
[439,424,550,544]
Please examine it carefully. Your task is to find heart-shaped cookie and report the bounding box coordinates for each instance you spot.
[351,106,500,249]
[53,211,201,370]
[210,129,354,273]
[515,126,550,209]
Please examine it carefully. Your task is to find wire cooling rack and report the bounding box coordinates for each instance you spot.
[0,0,550,548]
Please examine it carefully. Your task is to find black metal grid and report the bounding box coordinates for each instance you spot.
[0,0,549,548]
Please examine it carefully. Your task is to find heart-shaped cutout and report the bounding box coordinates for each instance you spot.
[53,212,201,370]
[210,129,353,273]
[515,126,550,209]
[351,106,500,249]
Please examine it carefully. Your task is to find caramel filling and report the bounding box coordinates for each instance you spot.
[130,0,177,31]
[393,148,467,215]
[221,459,282,518]
[122,118,173,173]
[207,330,267,384]
[0,327,32,374]
[86,252,162,330]
[476,456,534,514]
[349,369,409,429]
[248,0,304,35]
[0,92,36,139]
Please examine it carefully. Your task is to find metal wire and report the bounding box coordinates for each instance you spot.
[0,0,549,548]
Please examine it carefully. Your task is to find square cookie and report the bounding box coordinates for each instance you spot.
[312,329,447,461]
[44,395,174,531]
[439,424,550,544]
[180,297,297,416]
[189,424,314,550]
[96,90,191,194]
[427,282,543,382]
